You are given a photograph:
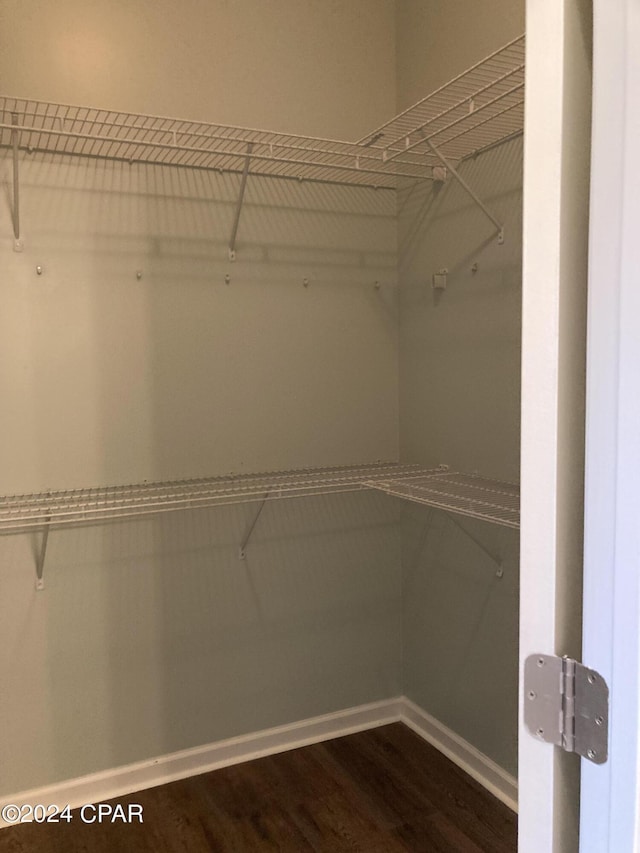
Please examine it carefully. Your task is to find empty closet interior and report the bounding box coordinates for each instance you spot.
[0,0,524,810]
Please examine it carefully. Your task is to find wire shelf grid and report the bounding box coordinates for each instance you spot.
[359,35,525,166]
[0,35,524,189]
[0,99,429,189]
[365,471,520,529]
[0,465,519,534]
[0,463,438,534]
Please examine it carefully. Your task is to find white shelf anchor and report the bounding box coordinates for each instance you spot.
[228,142,254,261]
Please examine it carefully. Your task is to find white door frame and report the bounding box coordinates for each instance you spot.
[580,1,640,851]
[521,1,640,851]
[519,1,592,850]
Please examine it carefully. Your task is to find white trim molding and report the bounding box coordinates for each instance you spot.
[401,698,518,812]
[1,697,517,828]
[580,3,640,851]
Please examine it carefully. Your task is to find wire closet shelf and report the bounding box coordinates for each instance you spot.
[364,471,520,530]
[0,463,519,535]
[0,36,524,189]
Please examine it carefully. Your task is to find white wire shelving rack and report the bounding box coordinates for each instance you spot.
[365,470,520,529]
[359,36,524,168]
[0,34,524,253]
[0,464,520,535]
[0,462,434,535]
[0,37,524,584]
[366,470,519,576]
[359,34,524,242]
[0,462,519,588]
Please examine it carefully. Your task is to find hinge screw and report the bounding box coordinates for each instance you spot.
[595,716,604,726]
[587,749,597,760]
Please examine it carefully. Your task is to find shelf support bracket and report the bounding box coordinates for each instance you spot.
[239,492,269,559]
[424,138,504,244]
[34,517,50,591]
[11,113,23,252]
[444,512,503,577]
[228,142,254,261]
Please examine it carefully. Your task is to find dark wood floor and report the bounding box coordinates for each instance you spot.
[0,723,517,852]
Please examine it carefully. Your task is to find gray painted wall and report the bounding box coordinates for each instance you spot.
[0,0,401,795]
[0,0,397,139]
[396,1,523,776]
[0,0,526,795]
[0,161,399,493]
[396,1,525,110]
[1,493,401,792]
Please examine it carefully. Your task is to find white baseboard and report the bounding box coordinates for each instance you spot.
[0,698,402,827]
[400,698,518,812]
[1,696,517,827]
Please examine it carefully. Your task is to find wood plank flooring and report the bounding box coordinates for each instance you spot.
[0,723,517,852]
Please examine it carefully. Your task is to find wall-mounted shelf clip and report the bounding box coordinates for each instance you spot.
[432,165,447,183]
[432,269,448,291]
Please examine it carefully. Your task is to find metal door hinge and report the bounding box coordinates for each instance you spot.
[524,654,609,765]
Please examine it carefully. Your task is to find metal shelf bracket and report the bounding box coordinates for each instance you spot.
[228,142,253,261]
[10,113,23,252]
[425,138,504,244]
[34,517,50,590]
[445,511,504,577]
[238,491,269,559]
